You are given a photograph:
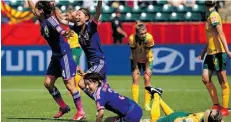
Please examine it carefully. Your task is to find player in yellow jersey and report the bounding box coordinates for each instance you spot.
[65,9,83,91]
[129,22,157,111]
[149,93,224,122]
[198,0,231,116]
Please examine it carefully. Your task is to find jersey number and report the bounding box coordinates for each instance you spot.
[108,88,125,100]
[44,26,49,38]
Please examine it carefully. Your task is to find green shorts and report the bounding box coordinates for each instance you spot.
[203,53,227,71]
[157,112,189,122]
[71,47,82,65]
[130,60,153,72]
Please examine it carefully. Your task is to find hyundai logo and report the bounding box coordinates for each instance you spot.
[152,47,184,73]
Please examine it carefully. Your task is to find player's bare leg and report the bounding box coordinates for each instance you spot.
[202,69,220,110]
[143,68,152,111]
[132,69,140,104]
[64,77,86,120]
[216,71,230,116]
[44,76,70,118]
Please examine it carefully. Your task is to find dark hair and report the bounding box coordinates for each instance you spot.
[83,73,101,86]
[205,0,216,7]
[79,8,91,21]
[35,1,54,18]
[208,110,223,122]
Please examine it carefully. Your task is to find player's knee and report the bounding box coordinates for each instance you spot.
[44,80,53,89]
[202,77,210,85]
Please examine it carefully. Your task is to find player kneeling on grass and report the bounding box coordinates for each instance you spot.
[82,73,152,122]
[149,92,224,122]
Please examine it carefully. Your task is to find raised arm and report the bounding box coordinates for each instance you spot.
[94,0,102,21]
[27,0,40,17]
[53,7,69,26]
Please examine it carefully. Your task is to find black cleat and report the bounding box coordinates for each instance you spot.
[145,86,163,99]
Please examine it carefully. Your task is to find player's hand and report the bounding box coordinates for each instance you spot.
[77,66,85,76]
[63,30,74,38]
[227,51,231,59]
[145,68,152,76]
[197,54,205,60]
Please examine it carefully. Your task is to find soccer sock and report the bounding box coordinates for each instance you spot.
[72,91,84,113]
[49,87,67,108]
[221,82,230,108]
[151,93,160,122]
[131,84,139,103]
[206,82,220,105]
[160,98,174,115]
[74,74,81,91]
[144,88,151,107]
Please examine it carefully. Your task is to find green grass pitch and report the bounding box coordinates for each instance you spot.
[2,76,231,122]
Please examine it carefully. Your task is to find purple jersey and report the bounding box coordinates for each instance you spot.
[93,83,137,117]
[40,16,70,55]
[69,20,104,62]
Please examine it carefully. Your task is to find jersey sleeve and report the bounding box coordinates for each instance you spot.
[90,19,98,32]
[129,35,136,49]
[145,33,154,48]
[47,16,65,35]
[68,22,75,29]
[210,12,221,27]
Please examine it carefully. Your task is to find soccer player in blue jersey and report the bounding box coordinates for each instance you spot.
[83,73,142,122]
[80,72,163,122]
[54,1,107,98]
[27,1,86,120]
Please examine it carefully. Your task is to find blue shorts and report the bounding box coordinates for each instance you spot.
[46,52,76,80]
[114,103,142,122]
[87,59,107,82]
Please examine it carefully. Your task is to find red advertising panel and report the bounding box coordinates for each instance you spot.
[2,22,231,45]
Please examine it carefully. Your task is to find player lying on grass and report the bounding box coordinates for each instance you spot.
[149,92,224,122]
[81,73,163,122]
[27,0,86,120]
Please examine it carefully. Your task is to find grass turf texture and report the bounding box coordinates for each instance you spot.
[2,76,231,122]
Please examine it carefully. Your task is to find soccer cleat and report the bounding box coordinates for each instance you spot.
[144,105,151,111]
[53,106,70,118]
[145,87,163,99]
[72,112,86,120]
[220,108,229,116]
[211,104,221,110]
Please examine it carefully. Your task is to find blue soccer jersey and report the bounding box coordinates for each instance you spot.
[40,16,70,55]
[69,20,105,62]
[93,83,138,117]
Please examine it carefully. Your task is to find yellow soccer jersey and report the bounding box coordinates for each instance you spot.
[174,112,204,122]
[205,9,225,55]
[129,33,154,63]
[68,30,81,48]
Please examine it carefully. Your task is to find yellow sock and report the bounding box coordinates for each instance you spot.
[221,82,230,108]
[206,82,219,105]
[151,94,160,122]
[131,84,139,103]
[160,98,174,115]
[144,89,151,108]
[74,74,81,92]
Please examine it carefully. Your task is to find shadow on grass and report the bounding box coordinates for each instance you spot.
[7,117,90,122]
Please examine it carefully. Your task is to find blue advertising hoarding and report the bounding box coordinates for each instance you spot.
[1,45,231,75]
